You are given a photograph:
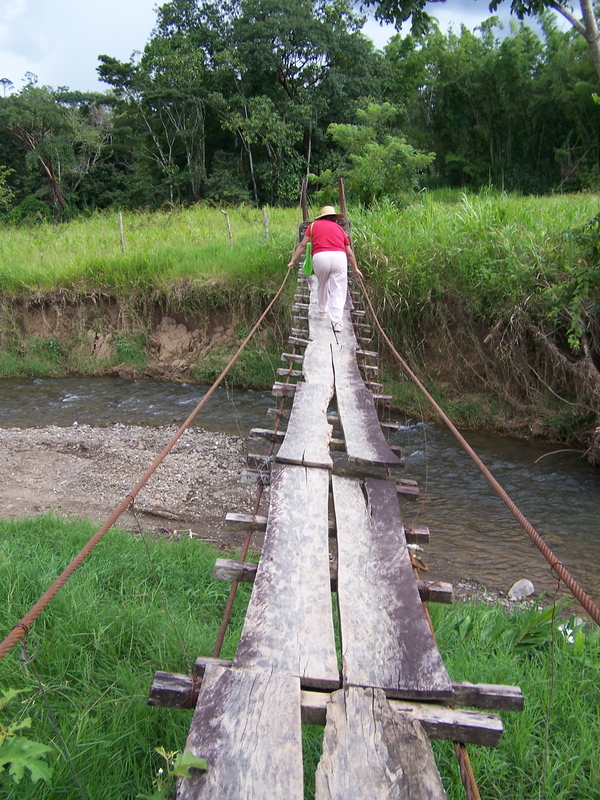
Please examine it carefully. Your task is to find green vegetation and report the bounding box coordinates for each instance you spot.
[2,2,600,215]
[0,194,598,445]
[1,517,599,798]
[0,206,294,295]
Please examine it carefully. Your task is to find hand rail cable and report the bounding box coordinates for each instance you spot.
[0,269,294,663]
[356,274,600,628]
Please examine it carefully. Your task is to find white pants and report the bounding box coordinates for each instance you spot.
[312,250,348,327]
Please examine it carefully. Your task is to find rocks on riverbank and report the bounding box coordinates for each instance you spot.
[0,423,260,545]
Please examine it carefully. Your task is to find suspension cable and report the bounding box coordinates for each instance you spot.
[356,274,600,627]
[0,270,293,663]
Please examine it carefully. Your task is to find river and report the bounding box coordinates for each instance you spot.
[1,376,598,606]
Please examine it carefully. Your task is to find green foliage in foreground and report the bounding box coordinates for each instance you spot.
[1,516,599,799]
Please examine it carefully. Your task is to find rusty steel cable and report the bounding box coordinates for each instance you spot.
[0,269,293,663]
[356,274,600,628]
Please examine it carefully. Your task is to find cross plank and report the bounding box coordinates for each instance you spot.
[234,463,339,689]
[176,665,303,800]
[314,687,448,800]
[333,475,453,699]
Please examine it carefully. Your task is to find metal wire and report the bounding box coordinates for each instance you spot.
[356,274,600,628]
[0,269,293,663]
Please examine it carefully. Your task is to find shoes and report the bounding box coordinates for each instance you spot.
[333,323,343,333]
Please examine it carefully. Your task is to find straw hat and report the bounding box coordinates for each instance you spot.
[315,205,342,219]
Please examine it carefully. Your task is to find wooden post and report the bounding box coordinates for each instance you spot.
[220,209,233,247]
[300,177,309,223]
[118,211,125,255]
[338,177,347,222]
[262,207,269,239]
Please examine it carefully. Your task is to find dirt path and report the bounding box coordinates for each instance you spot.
[0,424,263,548]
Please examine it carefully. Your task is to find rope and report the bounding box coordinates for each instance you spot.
[0,269,293,663]
[356,274,600,628]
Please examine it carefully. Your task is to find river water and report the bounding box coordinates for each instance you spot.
[1,376,598,605]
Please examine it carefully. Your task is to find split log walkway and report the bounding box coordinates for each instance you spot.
[149,270,523,798]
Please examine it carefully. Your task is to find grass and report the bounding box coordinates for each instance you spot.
[0,205,300,294]
[1,516,599,798]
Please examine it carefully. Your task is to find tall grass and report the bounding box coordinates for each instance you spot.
[1,517,599,799]
[0,516,253,799]
[351,191,600,316]
[0,206,302,294]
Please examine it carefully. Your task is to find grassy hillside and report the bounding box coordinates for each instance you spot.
[1,194,599,445]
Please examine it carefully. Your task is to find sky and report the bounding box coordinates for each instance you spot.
[0,0,568,95]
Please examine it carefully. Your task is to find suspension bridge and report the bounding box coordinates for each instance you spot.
[3,186,600,798]
[147,213,525,798]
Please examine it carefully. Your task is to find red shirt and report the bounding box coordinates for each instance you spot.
[309,219,349,255]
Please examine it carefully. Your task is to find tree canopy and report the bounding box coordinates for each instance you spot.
[0,0,599,215]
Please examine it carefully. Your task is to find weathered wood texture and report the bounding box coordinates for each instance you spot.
[275,382,334,469]
[314,687,448,800]
[233,463,339,688]
[176,665,303,800]
[332,336,402,469]
[214,557,452,603]
[333,475,453,699]
[149,671,519,723]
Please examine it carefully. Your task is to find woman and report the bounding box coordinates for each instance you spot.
[287,206,362,333]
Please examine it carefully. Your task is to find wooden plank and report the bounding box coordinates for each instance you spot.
[272,381,297,397]
[288,336,309,347]
[314,687,448,800]
[446,682,524,712]
[332,342,402,469]
[333,475,453,699]
[249,427,285,442]
[214,558,451,603]
[213,558,258,583]
[405,525,430,544]
[225,512,268,531]
[234,463,339,688]
[275,382,334,469]
[281,352,304,364]
[149,673,522,717]
[176,665,303,800]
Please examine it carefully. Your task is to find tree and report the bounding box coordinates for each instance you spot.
[312,102,435,203]
[363,0,600,80]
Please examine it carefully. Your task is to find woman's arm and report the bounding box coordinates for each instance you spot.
[345,244,363,277]
[287,234,310,269]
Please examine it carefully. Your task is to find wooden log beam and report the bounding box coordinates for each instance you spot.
[225,512,268,531]
[272,381,297,397]
[213,558,453,603]
[148,676,510,746]
[249,427,286,442]
[281,352,304,363]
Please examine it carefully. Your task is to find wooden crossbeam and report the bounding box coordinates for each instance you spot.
[213,557,453,603]
[148,675,511,746]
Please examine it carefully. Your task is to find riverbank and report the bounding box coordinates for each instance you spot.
[0,423,259,548]
[1,197,599,458]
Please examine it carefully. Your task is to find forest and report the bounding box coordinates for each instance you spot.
[1,0,600,217]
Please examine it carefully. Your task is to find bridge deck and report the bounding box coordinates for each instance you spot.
[166,270,514,798]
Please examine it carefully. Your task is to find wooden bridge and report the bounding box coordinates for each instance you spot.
[149,263,524,798]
